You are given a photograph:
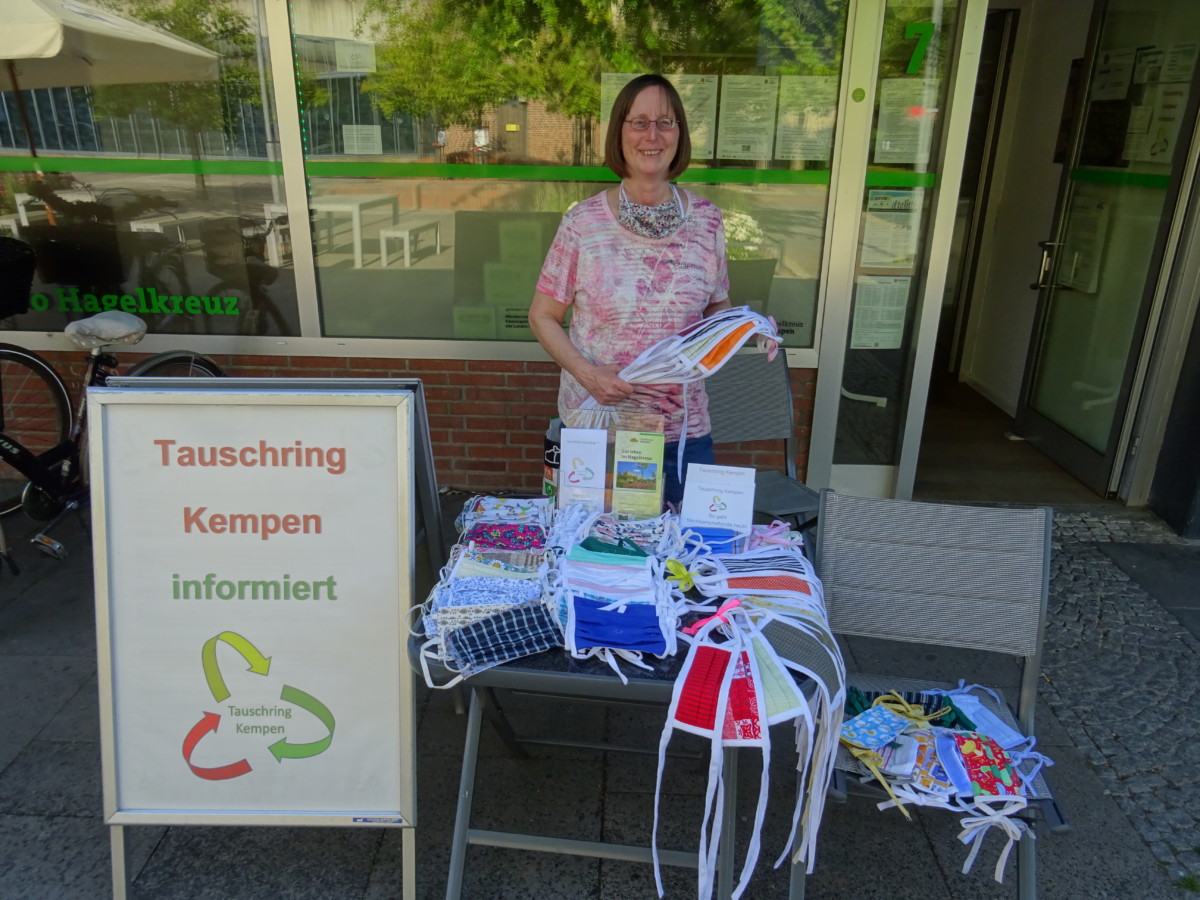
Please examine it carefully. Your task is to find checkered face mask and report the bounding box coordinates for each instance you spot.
[441,604,562,681]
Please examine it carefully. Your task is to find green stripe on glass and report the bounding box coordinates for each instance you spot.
[865,172,938,187]
[0,156,283,176]
[304,161,831,185]
[1069,168,1170,188]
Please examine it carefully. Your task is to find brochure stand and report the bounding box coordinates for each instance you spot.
[90,378,442,900]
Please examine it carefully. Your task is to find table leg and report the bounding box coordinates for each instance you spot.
[718,747,738,899]
[446,688,483,900]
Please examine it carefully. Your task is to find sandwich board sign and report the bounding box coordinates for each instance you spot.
[90,379,440,900]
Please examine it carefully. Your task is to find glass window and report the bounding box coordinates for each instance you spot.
[1,0,296,337]
[290,0,849,345]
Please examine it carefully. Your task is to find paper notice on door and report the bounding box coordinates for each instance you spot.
[1162,42,1199,83]
[861,190,924,269]
[717,75,779,161]
[775,76,838,162]
[850,276,910,349]
[1090,48,1136,101]
[1124,83,1188,162]
[874,79,937,165]
[1057,194,1108,293]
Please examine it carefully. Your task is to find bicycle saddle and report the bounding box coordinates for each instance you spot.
[64,311,147,349]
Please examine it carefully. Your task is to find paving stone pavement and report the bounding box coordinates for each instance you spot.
[1041,508,1200,883]
[2,502,1200,897]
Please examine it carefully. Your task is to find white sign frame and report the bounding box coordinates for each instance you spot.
[91,380,437,900]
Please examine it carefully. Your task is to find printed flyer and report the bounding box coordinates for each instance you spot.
[557,428,608,508]
[610,430,665,520]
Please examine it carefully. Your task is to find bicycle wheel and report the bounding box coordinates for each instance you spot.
[0,344,72,516]
[212,281,288,337]
[126,351,224,378]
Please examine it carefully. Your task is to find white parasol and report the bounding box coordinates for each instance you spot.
[3,0,220,157]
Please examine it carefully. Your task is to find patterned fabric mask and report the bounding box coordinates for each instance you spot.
[462,522,546,551]
[617,182,684,238]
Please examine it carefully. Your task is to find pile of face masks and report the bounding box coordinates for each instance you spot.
[837,683,1053,883]
[417,497,561,689]
[651,539,846,900]
[415,497,848,900]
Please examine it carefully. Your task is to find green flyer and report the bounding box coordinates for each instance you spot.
[610,430,665,520]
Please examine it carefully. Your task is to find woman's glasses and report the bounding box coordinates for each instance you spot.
[624,117,678,132]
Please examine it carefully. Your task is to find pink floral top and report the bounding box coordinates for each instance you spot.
[536,189,730,441]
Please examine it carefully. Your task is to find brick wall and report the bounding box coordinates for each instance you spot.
[31,350,815,494]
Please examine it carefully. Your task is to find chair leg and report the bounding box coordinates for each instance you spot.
[1018,826,1036,900]
[479,687,530,759]
[446,688,484,900]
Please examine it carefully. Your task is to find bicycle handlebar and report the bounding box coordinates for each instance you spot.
[26,182,177,223]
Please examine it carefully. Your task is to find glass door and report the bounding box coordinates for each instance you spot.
[807,0,989,497]
[1015,0,1200,494]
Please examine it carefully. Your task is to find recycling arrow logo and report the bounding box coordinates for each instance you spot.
[181,631,336,780]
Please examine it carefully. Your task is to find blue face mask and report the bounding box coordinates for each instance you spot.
[568,595,669,656]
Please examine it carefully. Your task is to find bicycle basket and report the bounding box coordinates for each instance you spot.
[21,222,128,288]
[0,236,36,319]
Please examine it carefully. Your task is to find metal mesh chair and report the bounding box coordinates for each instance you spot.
[814,489,1068,899]
[705,348,820,528]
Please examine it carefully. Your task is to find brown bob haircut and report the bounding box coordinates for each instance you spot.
[603,74,692,180]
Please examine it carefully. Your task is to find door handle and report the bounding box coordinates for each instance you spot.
[1030,240,1060,290]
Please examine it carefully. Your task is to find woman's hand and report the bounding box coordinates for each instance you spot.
[578,363,635,407]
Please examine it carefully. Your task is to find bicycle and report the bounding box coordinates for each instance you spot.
[0,305,222,574]
[200,214,290,336]
[22,181,203,334]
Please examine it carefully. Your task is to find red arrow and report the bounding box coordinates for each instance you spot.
[182,712,252,780]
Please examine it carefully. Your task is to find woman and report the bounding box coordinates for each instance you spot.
[528,74,731,508]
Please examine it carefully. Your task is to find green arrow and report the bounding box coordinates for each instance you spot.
[201,631,272,703]
[269,684,336,762]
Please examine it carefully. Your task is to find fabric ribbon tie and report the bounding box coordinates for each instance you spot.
[665,558,696,592]
[683,598,741,636]
[957,797,1033,883]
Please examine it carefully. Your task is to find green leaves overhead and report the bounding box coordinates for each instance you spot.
[358,0,846,126]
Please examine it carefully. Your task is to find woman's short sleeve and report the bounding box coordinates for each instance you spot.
[536,213,582,305]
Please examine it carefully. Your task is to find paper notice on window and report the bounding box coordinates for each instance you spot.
[861,190,924,269]
[717,75,779,161]
[1162,42,1199,83]
[600,72,639,131]
[850,276,910,349]
[342,125,382,155]
[668,74,719,159]
[1090,48,1136,101]
[775,76,838,162]
[874,79,937,165]
[335,40,376,73]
